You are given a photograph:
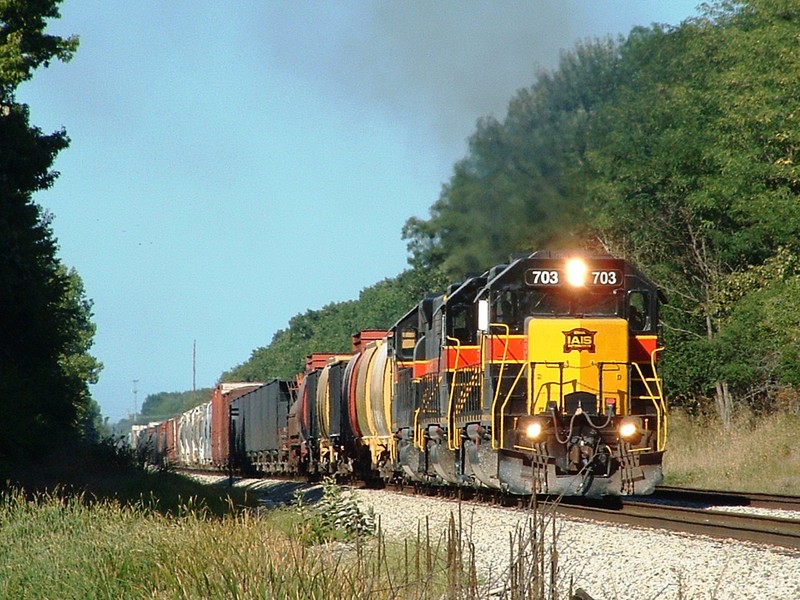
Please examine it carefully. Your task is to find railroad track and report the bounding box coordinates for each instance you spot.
[389,483,800,551]
[653,485,800,511]
[555,496,800,551]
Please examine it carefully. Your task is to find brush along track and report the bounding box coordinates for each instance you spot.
[182,470,800,550]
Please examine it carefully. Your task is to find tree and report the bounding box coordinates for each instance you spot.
[403,37,624,278]
[139,388,214,421]
[400,0,800,423]
[223,266,446,383]
[587,1,800,423]
[0,1,93,465]
[59,265,104,441]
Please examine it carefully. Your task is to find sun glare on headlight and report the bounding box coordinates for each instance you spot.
[619,421,638,439]
[565,258,588,287]
[526,421,543,439]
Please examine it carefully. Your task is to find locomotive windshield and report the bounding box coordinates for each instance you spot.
[493,287,619,333]
[479,254,661,334]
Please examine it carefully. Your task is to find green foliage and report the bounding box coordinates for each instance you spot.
[224,267,446,382]
[403,37,624,278]
[139,388,213,421]
[58,265,104,440]
[585,2,800,414]
[172,0,800,421]
[0,0,78,94]
[0,479,500,600]
[0,1,101,466]
[398,0,800,417]
[292,479,375,545]
[711,269,800,405]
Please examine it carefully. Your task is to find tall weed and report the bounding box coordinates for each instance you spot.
[0,482,577,599]
[665,409,800,493]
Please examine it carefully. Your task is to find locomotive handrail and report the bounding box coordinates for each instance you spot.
[414,369,448,451]
[596,358,665,451]
[445,335,462,451]
[595,361,624,415]
[495,359,570,450]
[496,361,529,450]
[487,323,511,449]
[651,347,666,451]
[525,361,566,414]
[412,407,422,451]
[630,358,667,452]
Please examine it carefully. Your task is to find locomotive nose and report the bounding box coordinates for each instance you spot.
[527,317,629,416]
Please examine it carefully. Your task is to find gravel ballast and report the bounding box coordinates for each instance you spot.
[354,488,800,600]
[192,475,800,599]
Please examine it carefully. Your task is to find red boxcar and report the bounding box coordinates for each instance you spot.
[164,416,179,465]
[210,382,262,468]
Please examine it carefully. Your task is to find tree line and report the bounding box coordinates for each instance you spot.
[402,0,800,423]
[229,0,800,426]
[1,0,103,473]
[7,1,798,439]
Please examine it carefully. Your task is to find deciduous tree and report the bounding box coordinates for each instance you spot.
[0,1,98,465]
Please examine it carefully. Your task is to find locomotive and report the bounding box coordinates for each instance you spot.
[134,251,667,497]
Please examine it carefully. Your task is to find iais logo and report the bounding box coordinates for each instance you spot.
[562,328,596,353]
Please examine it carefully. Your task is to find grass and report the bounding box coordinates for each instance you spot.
[2,439,259,516]
[0,487,332,599]
[6,407,798,599]
[0,479,567,599]
[0,437,569,599]
[664,408,800,494]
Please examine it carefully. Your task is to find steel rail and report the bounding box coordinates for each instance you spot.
[181,469,800,551]
[553,499,800,550]
[654,485,800,511]
[390,483,800,551]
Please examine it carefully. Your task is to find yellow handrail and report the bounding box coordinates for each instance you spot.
[414,369,447,451]
[413,407,423,451]
[651,347,666,451]
[487,323,510,449]
[630,359,666,452]
[496,362,529,450]
[445,336,462,451]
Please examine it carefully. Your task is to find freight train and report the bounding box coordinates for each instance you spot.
[133,251,667,497]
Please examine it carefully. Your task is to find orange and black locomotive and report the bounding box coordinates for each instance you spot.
[393,251,667,496]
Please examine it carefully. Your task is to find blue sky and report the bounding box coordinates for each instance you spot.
[19,1,700,424]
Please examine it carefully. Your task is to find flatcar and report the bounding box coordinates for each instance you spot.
[135,251,667,497]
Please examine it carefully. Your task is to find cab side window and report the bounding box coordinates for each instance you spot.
[447,304,476,345]
[627,291,650,333]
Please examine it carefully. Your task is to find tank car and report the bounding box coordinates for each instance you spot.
[289,330,392,481]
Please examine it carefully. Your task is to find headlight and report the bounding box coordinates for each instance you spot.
[619,422,637,438]
[565,258,588,287]
[526,421,543,439]
[618,418,642,440]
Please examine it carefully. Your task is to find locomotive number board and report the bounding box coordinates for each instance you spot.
[524,268,623,287]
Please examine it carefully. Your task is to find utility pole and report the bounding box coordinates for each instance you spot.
[132,379,139,424]
[193,339,197,405]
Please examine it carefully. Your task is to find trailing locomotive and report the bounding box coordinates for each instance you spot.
[134,251,667,497]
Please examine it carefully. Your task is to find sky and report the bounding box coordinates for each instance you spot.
[19,1,701,424]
